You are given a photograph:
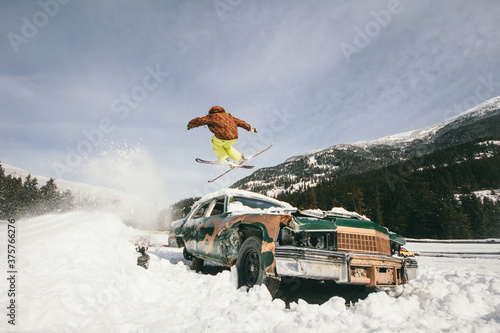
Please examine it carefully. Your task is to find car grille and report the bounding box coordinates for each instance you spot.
[337,230,391,255]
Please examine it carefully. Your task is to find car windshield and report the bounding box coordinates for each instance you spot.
[229,196,286,211]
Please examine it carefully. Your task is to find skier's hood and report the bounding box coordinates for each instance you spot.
[209,106,225,114]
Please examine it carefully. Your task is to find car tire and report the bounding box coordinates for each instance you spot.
[237,236,264,289]
[183,247,193,261]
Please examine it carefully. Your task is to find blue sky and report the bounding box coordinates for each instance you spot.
[1,0,500,203]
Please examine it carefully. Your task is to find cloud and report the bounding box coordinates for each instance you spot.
[1,0,500,202]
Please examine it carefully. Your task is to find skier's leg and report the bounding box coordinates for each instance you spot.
[226,145,242,162]
[211,136,229,162]
[222,140,242,162]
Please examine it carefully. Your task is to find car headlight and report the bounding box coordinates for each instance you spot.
[307,233,325,249]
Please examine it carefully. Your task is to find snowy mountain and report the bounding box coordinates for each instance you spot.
[233,96,500,196]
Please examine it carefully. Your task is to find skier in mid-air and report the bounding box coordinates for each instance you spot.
[187,106,257,165]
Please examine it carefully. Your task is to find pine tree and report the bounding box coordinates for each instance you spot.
[21,174,40,215]
[482,197,500,238]
[40,178,62,213]
[0,164,6,218]
[460,194,486,238]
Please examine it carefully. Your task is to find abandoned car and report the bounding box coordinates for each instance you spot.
[169,188,418,291]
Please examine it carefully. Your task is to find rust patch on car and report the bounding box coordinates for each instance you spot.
[197,216,241,255]
[195,213,293,274]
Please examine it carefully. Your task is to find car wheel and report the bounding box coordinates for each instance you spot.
[237,236,264,288]
[183,247,193,261]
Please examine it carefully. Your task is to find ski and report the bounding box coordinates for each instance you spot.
[207,143,273,183]
[195,158,255,169]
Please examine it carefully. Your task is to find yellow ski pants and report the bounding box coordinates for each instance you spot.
[211,136,242,162]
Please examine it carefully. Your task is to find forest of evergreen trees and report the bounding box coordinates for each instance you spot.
[0,164,74,220]
[277,141,500,239]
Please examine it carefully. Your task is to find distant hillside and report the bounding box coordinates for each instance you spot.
[233,96,500,197]
[276,139,500,239]
[229,97,500,239]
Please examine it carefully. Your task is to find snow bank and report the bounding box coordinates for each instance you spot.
[1,212,499,332]
[406,240,500,257]
[1,212,146,332]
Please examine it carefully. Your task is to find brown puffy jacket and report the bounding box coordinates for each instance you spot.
[188,106,252,140]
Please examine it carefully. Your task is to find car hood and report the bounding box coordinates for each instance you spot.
[291,213,407,246]
[292,216,337,231]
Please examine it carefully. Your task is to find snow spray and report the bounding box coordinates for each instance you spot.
[78,143,170,230]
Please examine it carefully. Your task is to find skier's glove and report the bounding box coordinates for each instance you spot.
[187,124,191,130]
[250,127,258,135]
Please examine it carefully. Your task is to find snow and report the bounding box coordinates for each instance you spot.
[227,201,286,214]
[2,212,500,332]
[194,187,294,209]
[300,207,370,221]
[472,189,500,202]
[455,189,500,203]
[329,207,370,221]
[478,140,500,146]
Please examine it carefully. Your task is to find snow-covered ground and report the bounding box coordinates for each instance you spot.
[1,212,499,332]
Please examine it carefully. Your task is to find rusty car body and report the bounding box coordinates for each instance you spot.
[169,188,418,291]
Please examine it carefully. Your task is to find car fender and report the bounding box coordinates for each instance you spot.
[237,214,293,275]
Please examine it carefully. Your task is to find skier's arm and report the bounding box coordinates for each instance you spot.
[232,117,252,131]
[187,116,211,130]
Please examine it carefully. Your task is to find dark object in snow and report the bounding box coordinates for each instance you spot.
[136,246,150,269]
[190,257,204,273]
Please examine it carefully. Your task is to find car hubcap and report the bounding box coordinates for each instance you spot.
[243,249,260,286]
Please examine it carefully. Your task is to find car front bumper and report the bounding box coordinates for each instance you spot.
[275,246,418,287]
